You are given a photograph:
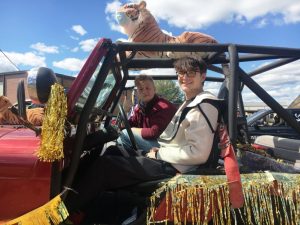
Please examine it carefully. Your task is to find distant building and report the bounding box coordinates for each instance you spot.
[244,102,271,113]
[0,70,75,103]
[243,101,289,116]
[288,95,300,108]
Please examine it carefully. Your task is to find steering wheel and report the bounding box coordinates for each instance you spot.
[117,103,139,154]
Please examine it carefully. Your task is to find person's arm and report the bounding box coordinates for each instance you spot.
[157,103,218,165]
[141,102,176,139]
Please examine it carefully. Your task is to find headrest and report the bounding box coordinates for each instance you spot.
[27,67,57,104]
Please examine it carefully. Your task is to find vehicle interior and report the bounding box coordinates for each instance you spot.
[6,39,300,224]
[247,108,300,141]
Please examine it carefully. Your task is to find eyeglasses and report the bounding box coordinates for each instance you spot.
[176,70,200,78]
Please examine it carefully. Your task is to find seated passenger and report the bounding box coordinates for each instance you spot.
[65,57,219,218]
[117,74,177,152]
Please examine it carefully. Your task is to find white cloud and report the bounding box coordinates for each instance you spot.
[106,0,300,30]
[30,42,59,54]
[105,1,123,33]
[79,38,99,52]
[71,47,79,52]
[255,18,268,28]
[105,0,122,14]
[106,16,123,33]
[0,51,46,73]
[162,29,173,36]
[53,58,86,72]
[139,68,175,76]
[205,82,222,96]
[242,60,300,105]
[0,62,17,73]
[282,2,300,23]
[116,38,129,42]
[11,52,46,67]
[0,53,18,72]
[72,25,87,36]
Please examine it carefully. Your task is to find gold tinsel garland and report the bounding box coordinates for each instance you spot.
[37,83,67,162]
[148,172,300,225]
[4,195,69,225]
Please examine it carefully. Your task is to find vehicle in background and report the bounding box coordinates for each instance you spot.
[247,108,300,141]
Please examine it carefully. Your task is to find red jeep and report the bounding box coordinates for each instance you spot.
[1,39,300,224]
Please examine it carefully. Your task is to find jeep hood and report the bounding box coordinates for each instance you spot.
[0,127,45,178]
[0,127,51,219]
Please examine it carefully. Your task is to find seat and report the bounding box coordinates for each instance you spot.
[254,135,300,162]
[125,167,225,196]
[255,135,300,153]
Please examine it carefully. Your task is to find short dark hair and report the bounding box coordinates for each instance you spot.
[173,57,207,74]
[134,74,154,87]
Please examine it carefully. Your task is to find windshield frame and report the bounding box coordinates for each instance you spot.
[63,40,118,190]
[67,39,111,117]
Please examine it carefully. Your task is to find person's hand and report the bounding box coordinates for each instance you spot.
[147,147,159,159]
[131,127,142,135]
[119,122,125,130]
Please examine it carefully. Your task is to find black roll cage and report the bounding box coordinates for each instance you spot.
[111,42,300,144]
[61,40,300,199]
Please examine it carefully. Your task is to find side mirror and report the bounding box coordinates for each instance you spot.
[27,67,57,104]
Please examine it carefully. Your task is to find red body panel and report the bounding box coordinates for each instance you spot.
[0,127,51,220]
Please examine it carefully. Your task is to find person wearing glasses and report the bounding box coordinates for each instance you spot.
[145,57,219,170]
[65,57,220,221]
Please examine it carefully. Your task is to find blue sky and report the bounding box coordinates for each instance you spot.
[1,0,300,104]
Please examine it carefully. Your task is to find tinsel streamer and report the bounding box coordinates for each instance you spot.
[4,195,69,225]
[148,173,300,225]
[37,83,67,162]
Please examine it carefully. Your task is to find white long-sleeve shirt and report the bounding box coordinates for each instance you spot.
[157,91,219,173]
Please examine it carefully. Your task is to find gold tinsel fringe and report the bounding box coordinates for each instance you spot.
[148,173,300,225]
[4,195,69,225]
[37,83,67,162]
